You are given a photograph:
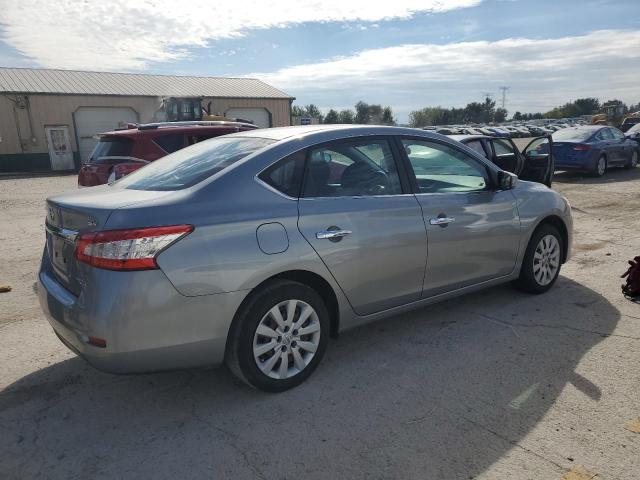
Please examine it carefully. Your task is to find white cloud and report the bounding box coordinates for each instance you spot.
[0,0,480,70]
[254,29,640,118]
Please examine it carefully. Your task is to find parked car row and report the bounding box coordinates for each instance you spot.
[443,124,638,178]
[429,121,586,139]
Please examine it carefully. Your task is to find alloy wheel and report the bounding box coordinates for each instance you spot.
[632,151,638,168]
[533,234,560,286]
[252,299,321,380]
[597,156,606,176]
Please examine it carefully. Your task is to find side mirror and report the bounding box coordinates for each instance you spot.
[498,170,518,190]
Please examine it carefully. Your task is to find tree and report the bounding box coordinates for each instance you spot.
[482,97,496,123]
[628,102,640,113]
[381,106,396,125]
[512,111,522,121]
[304,104,323,122]
[323,109,340,124]
[291,104,323,122]
[545,97,601,118]
[494,108,508,123]
[463,102,485,124]
[574,98,601,115]
[355,101,371,124]
[338,109,355,123]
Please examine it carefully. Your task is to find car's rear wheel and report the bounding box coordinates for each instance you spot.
[592,154,607,177]
[513,224,563,294]
[226,280,329,392]
[624,151,638,169]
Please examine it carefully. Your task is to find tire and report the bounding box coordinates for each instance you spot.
[624,151,638,169]
[513,224,563,294]
[226,280,330,392]
[592,154,607,177]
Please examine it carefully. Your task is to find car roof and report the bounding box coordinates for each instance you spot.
[221,124,444,141]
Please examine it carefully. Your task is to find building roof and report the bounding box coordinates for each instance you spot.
[0,67,293,99]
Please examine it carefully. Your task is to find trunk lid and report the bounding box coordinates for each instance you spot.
[45,186,175,295]
[552,142,584,163]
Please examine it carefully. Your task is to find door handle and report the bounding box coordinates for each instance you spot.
[429,216,456,226]
[316,229,352,240]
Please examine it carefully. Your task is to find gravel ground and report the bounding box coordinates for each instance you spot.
[0,170,639,480]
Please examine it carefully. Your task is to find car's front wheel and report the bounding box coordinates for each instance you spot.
[226,280,329,392]
[624,151,638,169]
[592,154,607,177]
[513,224,563,294]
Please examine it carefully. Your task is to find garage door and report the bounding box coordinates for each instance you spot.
[225,108,271,128]
[74,107,138,162]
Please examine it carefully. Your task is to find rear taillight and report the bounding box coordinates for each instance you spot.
[572,144,591,151]
[75,225,193,271]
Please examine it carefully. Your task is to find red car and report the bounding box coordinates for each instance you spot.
[78,121,258,187]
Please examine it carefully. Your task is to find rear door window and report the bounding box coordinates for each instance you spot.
[153,134,185,154]
[259,150,306,198]
[88,137,133,163]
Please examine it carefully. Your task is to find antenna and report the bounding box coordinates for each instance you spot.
[499,86,510,109]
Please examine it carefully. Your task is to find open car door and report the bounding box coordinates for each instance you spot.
[519,135,554,187]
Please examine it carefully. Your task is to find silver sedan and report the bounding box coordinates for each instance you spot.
[38,125,572,391]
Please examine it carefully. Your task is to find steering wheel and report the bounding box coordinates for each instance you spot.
[365,170,390,195]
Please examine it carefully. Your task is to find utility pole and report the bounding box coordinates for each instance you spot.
[499,86,510,109]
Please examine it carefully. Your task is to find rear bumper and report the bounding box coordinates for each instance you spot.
[554,151,596,171]
[37,250,248,373]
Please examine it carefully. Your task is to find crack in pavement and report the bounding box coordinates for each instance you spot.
[468,312,640,341]
[187,393,267,480]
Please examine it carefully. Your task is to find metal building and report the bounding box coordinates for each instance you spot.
[0,67,294,172]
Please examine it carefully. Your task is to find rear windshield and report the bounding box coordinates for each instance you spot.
[117,136,275,191]
[88,137,133,163]
[553,128,594,142]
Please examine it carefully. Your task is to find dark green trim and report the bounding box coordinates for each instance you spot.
[0,152,80,173]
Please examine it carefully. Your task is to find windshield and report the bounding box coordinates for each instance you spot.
[553,127,594,142]
[117,136,275,191]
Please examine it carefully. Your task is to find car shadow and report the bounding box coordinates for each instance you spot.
[554,166,640,184]
[0,277,619,479]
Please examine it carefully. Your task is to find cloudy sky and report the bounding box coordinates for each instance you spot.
[0,0,638,122]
